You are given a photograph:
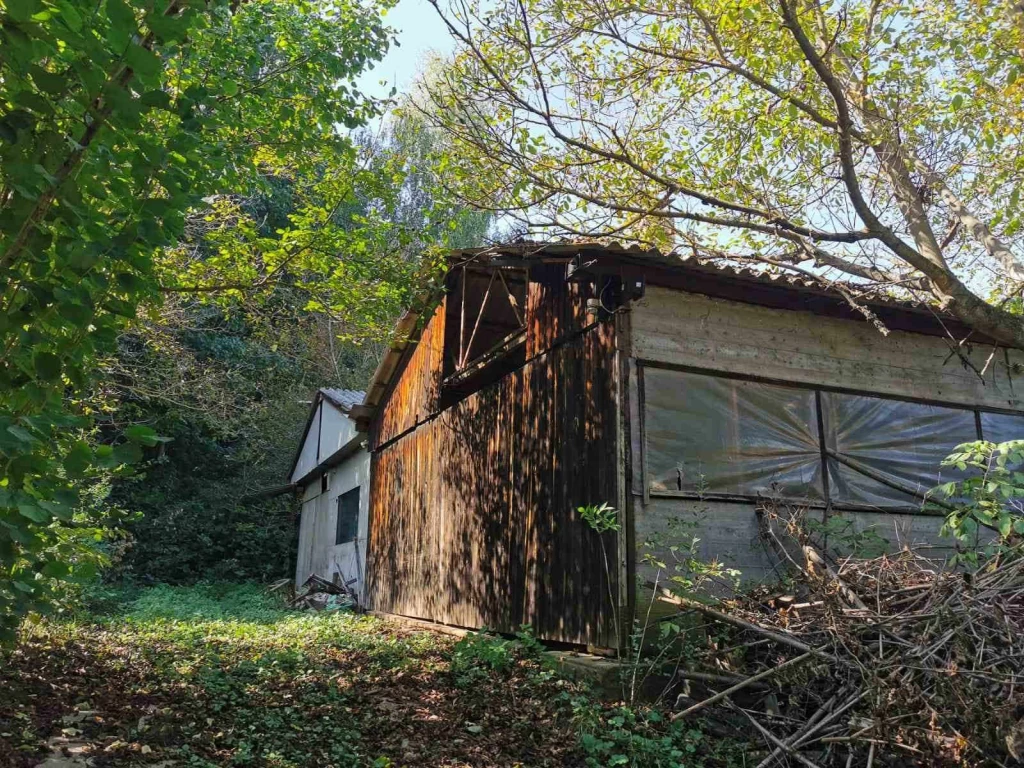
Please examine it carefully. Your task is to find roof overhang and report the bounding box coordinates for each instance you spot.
[352,240,1013,435]
[291,431,367,489]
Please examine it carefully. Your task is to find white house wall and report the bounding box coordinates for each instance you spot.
[291,402,323,483]
[320,400,360,457]
[291,400,360,485]
[293,450,371,602]
[629,287,1023,586]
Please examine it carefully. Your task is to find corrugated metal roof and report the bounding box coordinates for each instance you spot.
[452,240,935,314]
[319,388,364,413]
[354,241,972,428]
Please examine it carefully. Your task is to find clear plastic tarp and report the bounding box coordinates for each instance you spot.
[980,412,1024,444]
[819,393,977,508]
[641,366,999,509]
[644,369,824,498]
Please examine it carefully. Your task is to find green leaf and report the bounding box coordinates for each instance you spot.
[144,9,188,43]
[41,560,70,578]
[30,66,66,96]
[17,502,50,523]
[63,441,92,476]
[222,80,239,97]
[54,0,82,31]
[38,499,72,521]
[112,442,143,464]
[4,0,40,23]
[140,90,172,110]
[106,0,137,41]
[125,44,161,82]
[125,424,161,446]
[33,351,61,381]
[7,425,36,443]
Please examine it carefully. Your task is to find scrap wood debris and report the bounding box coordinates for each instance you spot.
[661,505,1024,767]
[283,573,359,612]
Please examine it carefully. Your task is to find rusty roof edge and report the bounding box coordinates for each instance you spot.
[353,287,446,428]
[450,241,945,316]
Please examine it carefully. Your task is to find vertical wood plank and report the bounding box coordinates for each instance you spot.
[366,268,621,647]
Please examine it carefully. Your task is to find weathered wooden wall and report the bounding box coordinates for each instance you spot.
[375,300,447,447]
[629,286,1024,585]
[526,263,599,356]
[632,286,1024,410]
[367,267,621,647]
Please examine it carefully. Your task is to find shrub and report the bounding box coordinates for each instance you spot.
[933,439,1024,560]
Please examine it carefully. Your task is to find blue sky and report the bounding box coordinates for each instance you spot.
[356,0,455,101]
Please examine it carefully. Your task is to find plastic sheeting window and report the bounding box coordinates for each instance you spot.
[644,369,824,499]
[981,412,1024,444]
[820,393,977,507]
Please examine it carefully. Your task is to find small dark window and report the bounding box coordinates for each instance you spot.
[335,487,360,545]
[320,474,329,494]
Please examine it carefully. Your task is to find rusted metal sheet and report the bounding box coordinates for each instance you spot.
[366,266,621,648]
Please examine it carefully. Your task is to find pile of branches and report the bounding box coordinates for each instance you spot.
[663,506,1024,766]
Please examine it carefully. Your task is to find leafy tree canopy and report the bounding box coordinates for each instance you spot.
[0,0,397,636]
[424,0,1024,345]
[104,111,492,585]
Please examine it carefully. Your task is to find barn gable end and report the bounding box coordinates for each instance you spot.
[366,262,623,648]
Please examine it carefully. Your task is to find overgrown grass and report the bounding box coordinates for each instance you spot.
[1,584,736,768]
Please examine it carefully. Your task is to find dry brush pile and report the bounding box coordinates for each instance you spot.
[662,507,1024,767]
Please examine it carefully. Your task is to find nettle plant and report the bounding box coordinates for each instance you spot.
[933,440,1024,558]
[639,513,742,602]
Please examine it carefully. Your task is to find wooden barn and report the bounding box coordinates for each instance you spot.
[331,242,1024,651]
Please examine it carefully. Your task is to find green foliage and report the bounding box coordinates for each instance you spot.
[934,439,1024,559]
[639,511,741,601]
[0,0,399,632]
[101,303,319,583]
[580,502,622,534]
[449,625,544,687]
[425,0,1024,346]
[802,514,890,559]
[450,631,516,684]
[577,706,705,768]
[106,109,494,583]
[2,584,595,766]
[105,581,287,622]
